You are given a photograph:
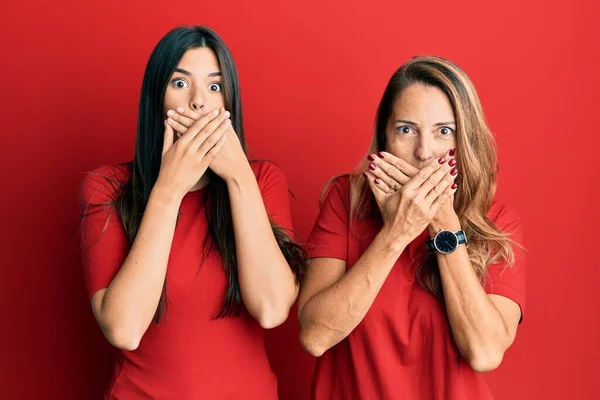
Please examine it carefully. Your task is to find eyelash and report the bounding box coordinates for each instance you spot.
[209,82,223,92]
[170,78,223,92]
[171,78,189,88]
[395,126,454,136]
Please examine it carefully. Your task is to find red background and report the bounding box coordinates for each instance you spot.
[2,0,599,399]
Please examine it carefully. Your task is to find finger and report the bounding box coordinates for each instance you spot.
[424,173,457,206]
[195,117,231,156]
[404,156,449,191]
[176,106,202,121]
[363,172,388,205]
[416,161,457,200]
[191,111,231,150]
[178,109,221,144]
[202,132,228,167]
[162,120,174,156]
[364,170,395,194]
[166,109,195,130]
[430,183,458,214]
[367,162,401,192]
[374,151,419,179]
[166,116,190,136]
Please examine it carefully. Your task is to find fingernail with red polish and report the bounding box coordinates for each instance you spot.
[451,183,458,189]
[438,157,446,164]
[374,178,381,184]
[448,159,457,167]
[367,154,375,161]
[369,163,376,171]
[378,152,385,158]
[449,148,456,157]
[450,168,458,176]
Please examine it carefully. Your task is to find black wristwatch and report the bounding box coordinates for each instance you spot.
[426,230,467,254]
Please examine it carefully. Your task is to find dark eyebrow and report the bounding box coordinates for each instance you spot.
[173,69,221,78]
[174,68,191,76]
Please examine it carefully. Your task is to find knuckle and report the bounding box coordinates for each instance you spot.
[418,170,429,180]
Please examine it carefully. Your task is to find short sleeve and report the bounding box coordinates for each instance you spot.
[253,161,294,233]
[78,166,130,299]
[306,178,350,261]
[484,204,527,320]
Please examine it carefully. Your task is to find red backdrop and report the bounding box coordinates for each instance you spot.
[2,0,599,399]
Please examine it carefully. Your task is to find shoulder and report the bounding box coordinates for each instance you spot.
[487,200,523,234]
[79,163,132,204]
[323,174,352,202]
[250,160,288,188]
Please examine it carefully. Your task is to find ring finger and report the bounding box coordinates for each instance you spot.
[364,170,395,194]
[367,162,402,192]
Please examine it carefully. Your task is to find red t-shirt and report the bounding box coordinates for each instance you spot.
[306,176,526,400]
[79,161,292,400]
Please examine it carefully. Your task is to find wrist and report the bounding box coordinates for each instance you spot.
[224,165,255,189]
[150,182,183,209]
[378,225,409,255]
[429,214,461,237]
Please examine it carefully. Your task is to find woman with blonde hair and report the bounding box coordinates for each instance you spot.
[298,56,525,399]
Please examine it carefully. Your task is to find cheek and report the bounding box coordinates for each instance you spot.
[162,88,180,115]
[385,132,414,160]
[206,93,225,110]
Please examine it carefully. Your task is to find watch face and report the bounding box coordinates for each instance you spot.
[434,231,459,254]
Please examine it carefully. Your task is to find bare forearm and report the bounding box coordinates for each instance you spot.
[98,186,180,345]
[299,230,405,356]
[227,170,297,328]
[432,223,511,371]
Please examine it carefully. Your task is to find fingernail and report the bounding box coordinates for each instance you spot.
[224,111,231,118]
[378,152,385,158]
[367,154,375,161]
[177,107,185,113]
[167,118,174,124]
[369,163,376,171]
[374,178,381,184]
[438,157,446,164]
[225,119,231,125]
[211,109,219,116]
[167,110,175,117]
[450,167,458,176]
[449,148,456,157]
[448,159,457,167]
[451,183,458,189]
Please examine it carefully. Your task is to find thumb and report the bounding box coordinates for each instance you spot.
[162,120,174,156]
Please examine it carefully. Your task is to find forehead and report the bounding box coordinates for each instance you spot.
[176,47,220,74]
[392,84,454,121]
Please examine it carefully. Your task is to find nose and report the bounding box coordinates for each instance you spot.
[189,89,206,112]
[414,135,435,164]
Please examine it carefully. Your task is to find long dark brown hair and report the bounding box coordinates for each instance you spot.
[82,26,306,321]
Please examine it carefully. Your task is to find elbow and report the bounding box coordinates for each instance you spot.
[256,307,290,330]
[465,347,505,373]
[299,327,328,357]
[101,325,142,351]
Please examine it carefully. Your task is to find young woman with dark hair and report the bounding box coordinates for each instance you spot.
[79,26,306,399]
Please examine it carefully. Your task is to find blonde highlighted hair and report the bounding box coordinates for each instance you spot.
[338,56,518,296]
